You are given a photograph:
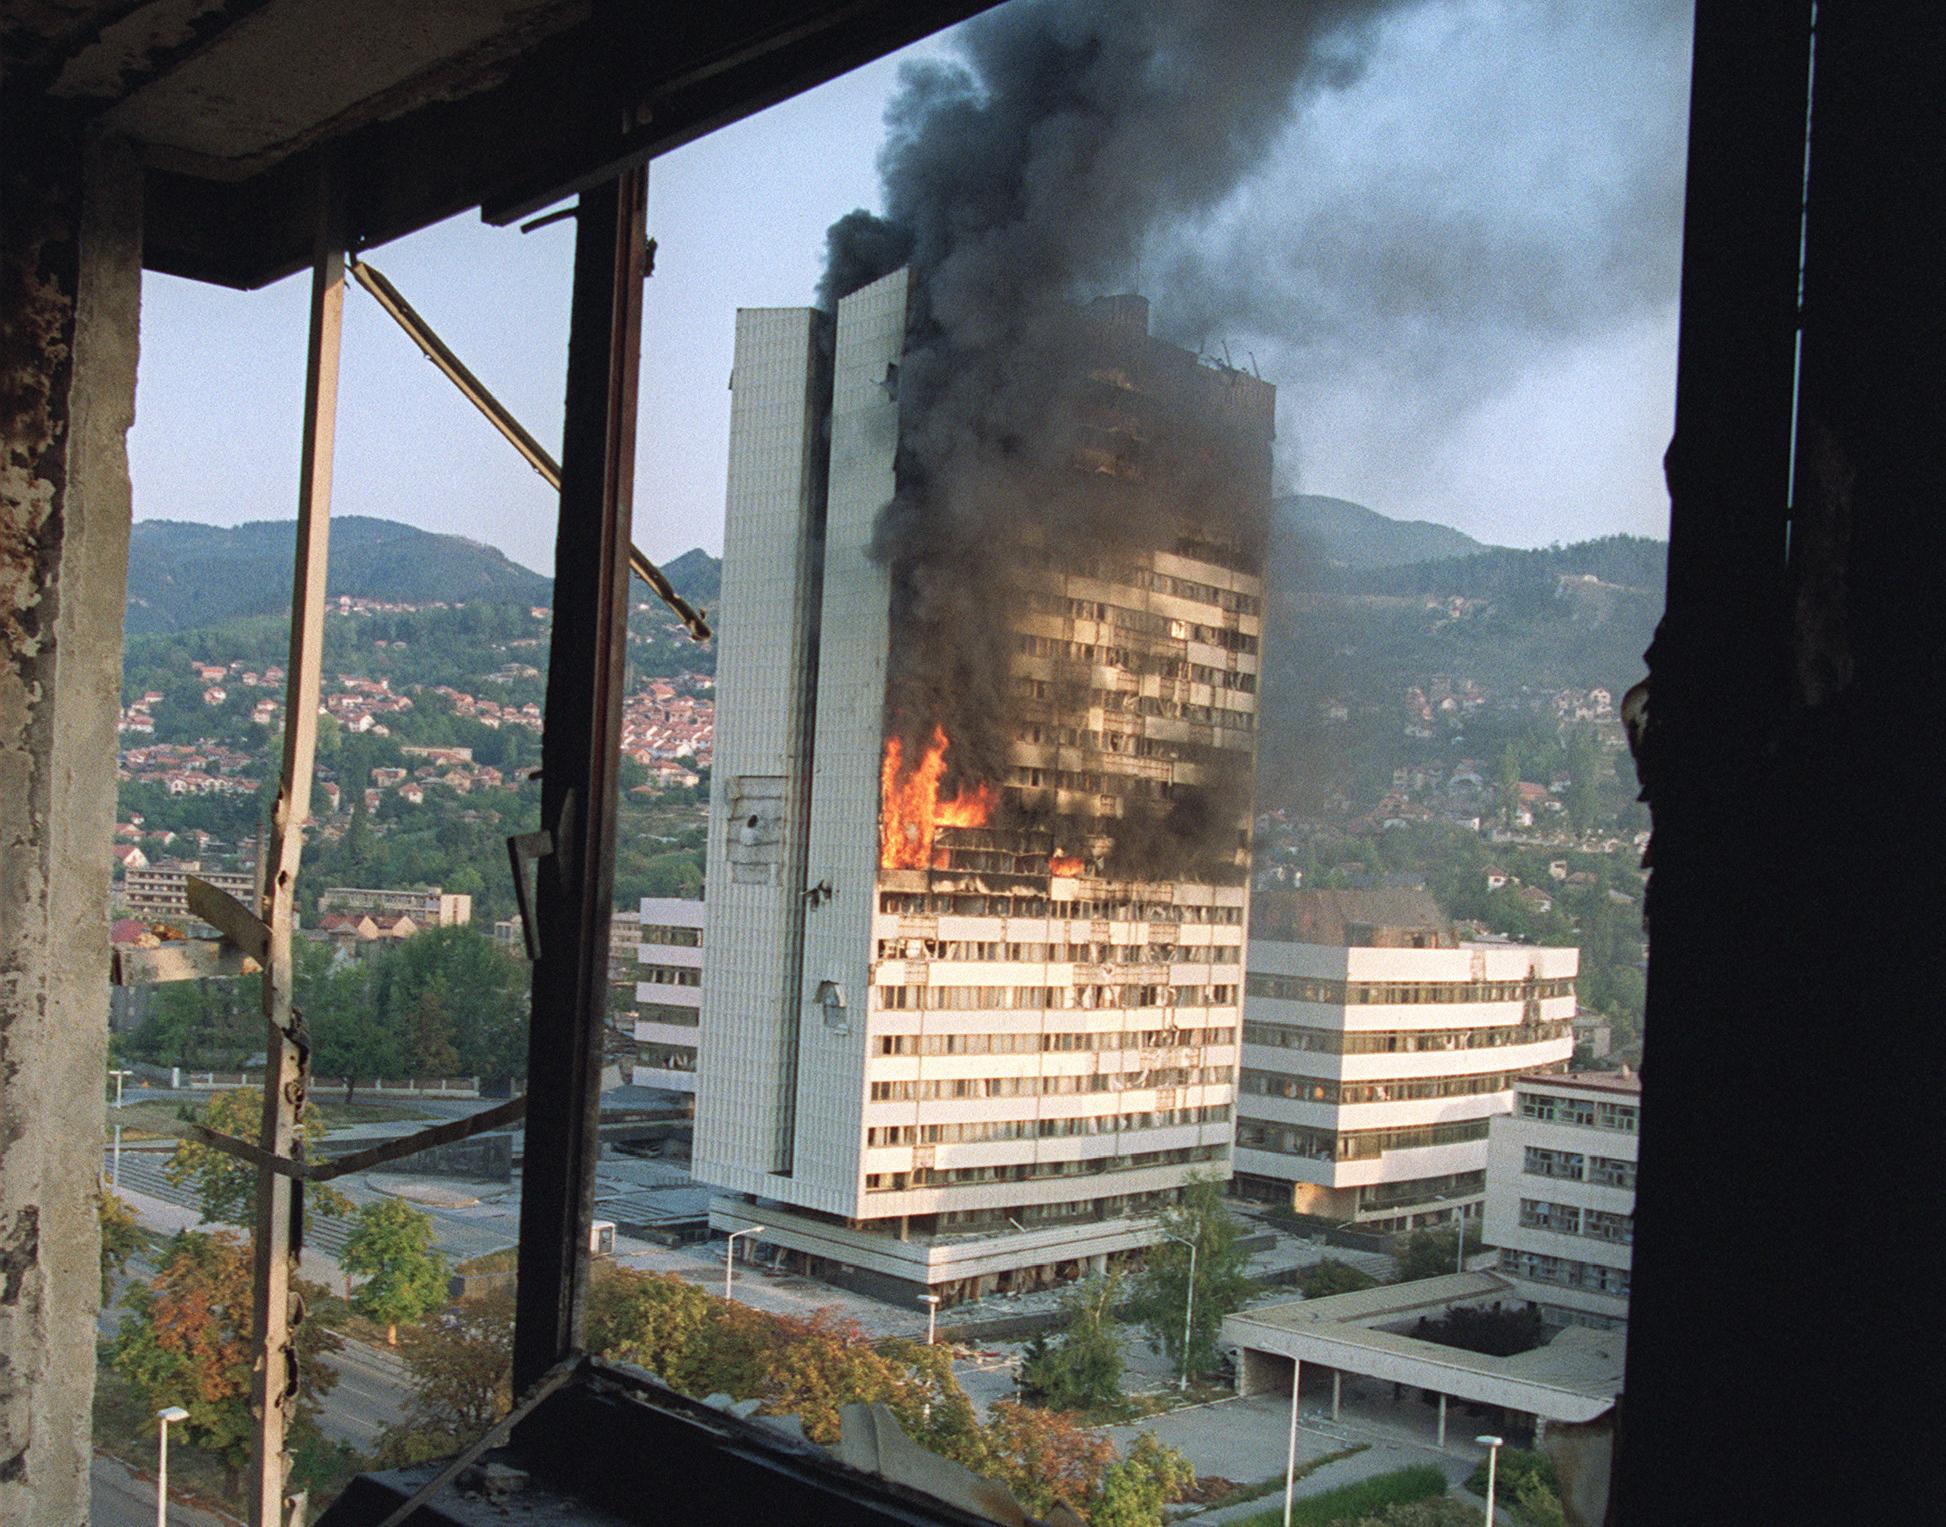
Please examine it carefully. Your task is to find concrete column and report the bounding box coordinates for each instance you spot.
[1437,1393,1447,1449]
[1535,1415,1548,1445]
[1332,1370,1342,1420]
[0,114,142,1525]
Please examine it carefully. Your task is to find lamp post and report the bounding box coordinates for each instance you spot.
[110,1067,133,1189]
[919,1292,941,1345]
[724,1225,763,1302]
[1476,1435,1504,1524]
[1281,1356,1303,1527]
[1455,1207,1467,1274]
[155,1405,189,1527]
[1161,1229,1197,1393]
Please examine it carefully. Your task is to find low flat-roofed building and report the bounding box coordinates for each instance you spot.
[1484,1069,1640,1331]
[1237,890,1577,1233]
[1223,1272,1624,1463]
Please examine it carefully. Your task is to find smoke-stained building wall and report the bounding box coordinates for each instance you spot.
[697,271,1275,1297]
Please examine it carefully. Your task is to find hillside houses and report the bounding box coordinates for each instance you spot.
[118,741,259,797]
[425,683,541,733]
[620,680,713,770]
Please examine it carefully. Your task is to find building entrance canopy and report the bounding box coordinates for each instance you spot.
[1222,1272,1624,1426]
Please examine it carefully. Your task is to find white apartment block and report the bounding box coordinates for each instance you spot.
[633,897,704,1096]
[1236,890,1576,1233]
[317,885,471,925]
[694,272,1273,1299]
[120,859,256,927]
[1484,1070,1639,1329]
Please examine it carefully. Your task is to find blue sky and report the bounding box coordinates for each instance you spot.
[129,2,1691,576]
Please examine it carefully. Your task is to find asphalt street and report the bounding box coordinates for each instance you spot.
[90,1452,239,1527]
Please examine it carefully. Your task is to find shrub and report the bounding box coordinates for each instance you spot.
[1348,1499,1480,1527]
[1464,1446,1555,1500]
[1297,1258,1381,1300]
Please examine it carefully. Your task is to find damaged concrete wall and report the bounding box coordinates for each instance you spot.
[0,112,141,1523]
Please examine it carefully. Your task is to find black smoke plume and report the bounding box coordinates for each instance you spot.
[823,0,1412,875]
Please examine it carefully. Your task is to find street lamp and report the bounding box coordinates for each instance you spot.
[918,1292,941,1346]
[1161,1229,1198,1393]
[1476,1435,1505,1524]
[110,1067,133,1189]
[155,1405,189,1527]
[724,1225,763,1302]
[1281,1356,1303,1527]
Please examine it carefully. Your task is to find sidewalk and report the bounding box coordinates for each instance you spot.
[1107,1390,1491,1522]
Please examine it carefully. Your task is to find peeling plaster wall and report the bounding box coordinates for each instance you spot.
[0,114,141,1524]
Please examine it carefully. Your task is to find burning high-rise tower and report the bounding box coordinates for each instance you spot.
[694,268,1274,1299]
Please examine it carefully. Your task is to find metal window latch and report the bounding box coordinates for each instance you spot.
[506,828,555,961]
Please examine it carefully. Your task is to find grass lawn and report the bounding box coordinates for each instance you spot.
[1229,1463,1449,1526]
[1196,1445,1372,1511]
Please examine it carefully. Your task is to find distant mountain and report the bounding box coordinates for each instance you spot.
[1258,511,1667,812]
[126,517,551,635]
[1276,494,1492,571]
[659,547,721,607]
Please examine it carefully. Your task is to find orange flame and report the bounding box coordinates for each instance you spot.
[879,725,996,870]
[1049,851,1085,876]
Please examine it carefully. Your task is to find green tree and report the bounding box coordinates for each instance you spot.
[1019,1274,1124,1411]
[98,1187,145,1302]
[1391,1223,1481,1284]
[1514,1470,1568,1527]
[1466,1449,1560,1522]
[404,988,461,1078]
[164,1087,351,1229]
[296,939,403,1089]
[342,1199,450,1344]
[1090,1432,1195,1527]
[368,926,528,1082]
[1564,725,1603,833]
[110,1230,341,1493]
[140,974,255,1068]
[1127,1176,1254,1379]
[1497,745,1522,828]
[1297,1257,1380,1300]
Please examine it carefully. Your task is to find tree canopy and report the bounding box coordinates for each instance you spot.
[110,1230,341,1486]
[1127,1176,1255,1378]
[163,1087,351,1229]
[342,1199,450,1343]
[1019,1274,1125,1411]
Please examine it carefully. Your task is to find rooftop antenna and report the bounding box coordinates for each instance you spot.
[1220,339,1234,370]
[1246,350,1262,380]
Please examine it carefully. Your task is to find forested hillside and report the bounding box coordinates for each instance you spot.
[125,517,553,633]
[1258,522,1663,811]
